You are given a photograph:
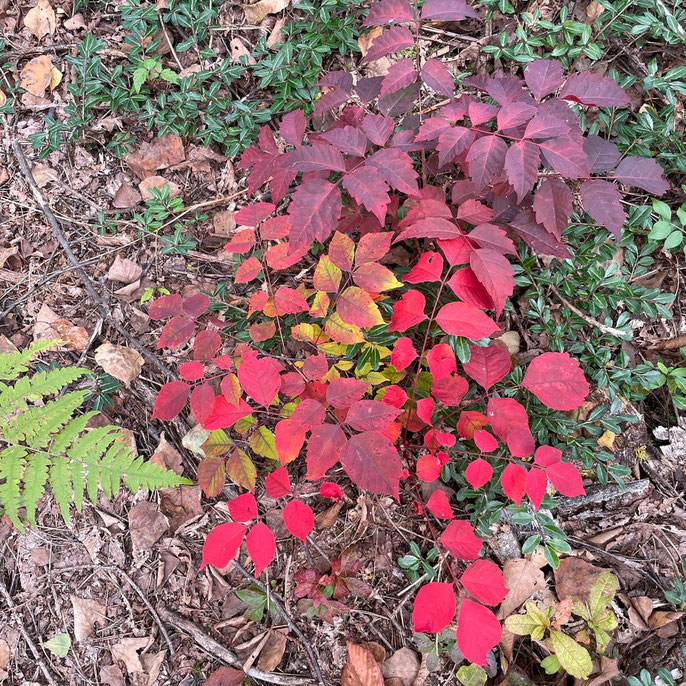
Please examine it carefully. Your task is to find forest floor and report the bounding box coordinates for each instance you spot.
[0,0,685,684]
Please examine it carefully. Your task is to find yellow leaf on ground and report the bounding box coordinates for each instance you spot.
[20,55,52,97]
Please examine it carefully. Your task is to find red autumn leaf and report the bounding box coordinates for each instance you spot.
[421,58,454,96]
[193,329,221,360]
[391,337,418,370]
[180,360,205,381]
[261,216,290,239]
[496,102,538,131]
[580,179,625,240]
[522,352,589,410]
[416,117,451,141]
[405,252,444,283]
[389,290,428,332]
[523,111,570,140]
[337,286,383,328]
[249,321,276,343]
[326,377,370,409]
[149,293,183,320]
[440,519,483,560]
[345,400,402,431]
[538,137,589,179]
[504,140,540,203]
[532,178,574,239]
[457,200,495,226]
[290,399,326,432]
[416,453,443,482]
[511,210,572,259]
[584,134,621,172]
[534,445,562,467]
[366,148,420,196]
[426,343,457,380]
[340,431,403,499]
[158,316,195,349]
[416,397,435,425]
[526,467,547,509]
[274,418,306,465]
[456,600,502,665]
[613,156,669,195]
[238,354,282,408]
[342,167,390,226]
[203,397,253,431]
[461,559,509,606]
[501,463,527,506]
[468,223,515,255]
[152,381,190,421]
[282,499,314,541]
[436,127,474,167]
[306,423,347,479]
[279,109,307,147]
[361,25,415,63]
[398,217,463,242]
[246,522,276,576]
[225,229,256,254]
[287,143,346,173]
[380,58,418,98]
[462,343,511,390]
[235,256,263,284]
[274,287,309,314]
[321,126,368,157]
[465,458,493,489]
[183,293,210,318]
[354,262,402,292]
[447,268,494,310]
[320,482,343,501]
[363,0,414,26]
[457,410,489,439]
[287,179,342,251]
[469,101,498,126]
[559,73,630,108]
[466,135,508,190]
[473,430,498,453]
[507,428,535,458]
[197,457,226,497]
[228,492,258,522]
[362,113,395,146]
[524,59,564,101]
[382,384,409,407]
[356,232,393,265]
[265,466,292,498]
[546,461,585,497]
[426,489,454,519]
[429,375,467,408]
[302,354,328,381]
[190,382,215,426]
[200,522,246,570]
[235,202,276,226]
[412,582,457,633]
[487,397,529,442]
[435,302,499,340]
[421,0,478,20]
[267,242,310,268]
[469,248,514,316]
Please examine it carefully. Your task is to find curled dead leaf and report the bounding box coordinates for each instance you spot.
[94,343,144,386]
[342,641,385,686]
[24,0,56,40]
[243,0,289,24]
[107,255,142,283]
[52,318,90,352]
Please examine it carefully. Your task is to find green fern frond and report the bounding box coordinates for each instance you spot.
[0,345,190,530]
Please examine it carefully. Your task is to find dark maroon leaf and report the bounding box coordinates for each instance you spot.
[583,134,621,173]
[524,59,564,101]
[364,0,414,26]
[560,73,630,108]
[421,0,479,21]
[580,179,625,240]
[538,137,589,179]
[361,25,414,63]
[533,178,574,239]
[437,127,474,167]
[613,156,669,195]
[421,58,455,96]
[320,126,368,157]
[504,140,540,202]
[362,114,395,146]
[288,179,342,250]
[342,166,391,226]
[511,210,572,258]
[366,148,420,196]
[380,58,418,98]
[466,135,508,190]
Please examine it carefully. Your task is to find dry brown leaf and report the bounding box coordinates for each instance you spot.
[111,637,152,675]
[554,557,605,603]
[71,595,107,641]
[363,642,386,664]
[583,657,620,686]
[202,666,245,686]
[380,647,420,686]
[159,485,202,532]
[63,13,86,30]
[342,642,385,686]
[0,639,9,671]
[647,610,684,630]
[107,255,142,283]
[32,162,56,187]
[20,55,52,97]
[243,0,289,23]
[0,246,17,268]
[52,319,90,352]
[586,0,605,22]
[230,38,256,65]
[315,501,342,529]
[128,501,168,550]
[498,558,546,618]
[151,433,184,474]
[213,209,236,237]
[267,16,287,48]
[0,91,6,107]
[94,343,144,385]
[33,302,60,341]
[113,181,142,208]
[49,66,62,90]
[139,175,181,200]
[358,27,383,57]
[256,629,288,672]
[141,650,166,686]
[24,0,56,40]
[125,134,185,179]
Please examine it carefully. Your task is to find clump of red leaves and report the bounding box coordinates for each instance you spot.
[148,0,669,669]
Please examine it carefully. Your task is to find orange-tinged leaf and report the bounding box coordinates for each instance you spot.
[309,291,330,318]
[353,262,403,292]
[197,456,226,497]
[325,312,366,344]
[226,448,257,491]
[235,256,263,284]
[274,418,306,465]
[313,255,343,292]
[342,642,384,686]
[329,231,355,271]
[338,287,383,328]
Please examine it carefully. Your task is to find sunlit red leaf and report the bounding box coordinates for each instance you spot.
[306,423,347,479]
[288,179,342,251]
[190,382,215,426]
[412,582,457,633]
[152,381,190,421]
[320,482,343,501]
[435,302,498,339]
[238,353,282,408]
[457,410,488,439]
[204,397,253,431]
[274,418,306,465]
[200,522,246,570]
[440,519,483,560]
[507,428,535,458]
[431,374,469,406]
[340,431,403,499]
[290,399,326,432]
[462,342,511,390]
[180,361,204,381]
[246,522,276,576]
[421,0,478,20]
[447,268,494,310]
[501,463,527,506]
[404,252,444,283]
[460,559,508,606]
[391,337,417,370]
[235,202,276,226]
[282,499,314,541]
[158,316,195,349]
[389,290,428,332]
[546,461,585,497]
[465,458,493,489]
[456,600,502,666]
[235,256,263,284]
[521,352,589,410]
[426,489,454,519]
[487,397,529,442]
[193,329,221,360]
[469,248,514,316]
[228,492,258,522]
[526,467,547,509]
[266,466,292,498]
[473,430,498,453]
[416,453,443,482]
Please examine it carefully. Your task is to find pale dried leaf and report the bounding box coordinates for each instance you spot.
[110,637,152,675]
[94,343,144,385]
[107,255,142,283]
[24,0,56,40]
[230,38,256,65]
[380,647,420,686]
[256,629,288,671]
[71,595,107,641]
[243,0,289,23]
[139,175,181,200]
[498,558,546,618]
[128,502,168,550]
[20,55,52,97]
[342,642,385,686]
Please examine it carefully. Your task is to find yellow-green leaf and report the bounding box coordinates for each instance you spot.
[457,665,487,686]
[226,447,256,491]
[550,630,592,679]
[249,426,278,461]
[43,633,71,658]
[504,614,541,636]
[202,429,233,458]
[589,571,618,617]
